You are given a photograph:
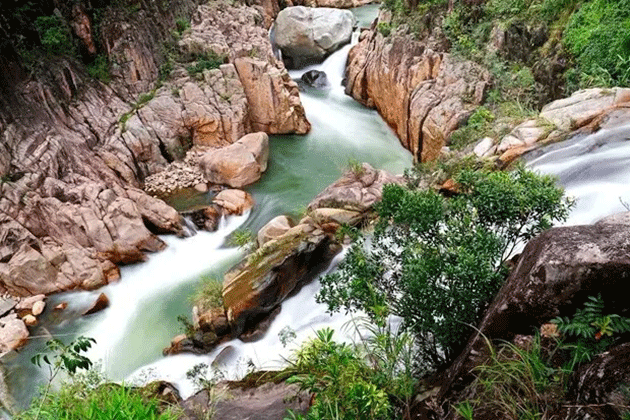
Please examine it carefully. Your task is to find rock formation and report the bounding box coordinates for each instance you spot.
[165,163,400,355]
[273,6,357,68]
[0,0,310,297]
[344,15,491,162]
[439,212,630,401]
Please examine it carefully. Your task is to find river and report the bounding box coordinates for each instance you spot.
[3,4,413,409]
[5,3,630,411]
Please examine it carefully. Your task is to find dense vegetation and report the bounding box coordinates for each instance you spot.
[317,163,572,375]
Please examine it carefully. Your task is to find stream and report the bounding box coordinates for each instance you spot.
[5,2,630,412]
[3,4,413,409]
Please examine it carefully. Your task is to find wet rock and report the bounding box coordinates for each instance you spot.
[83,293,110,316]
[213,189,255,216]
[22,314,37,327]
[15,294,46,316]
[300,70,329,88]
[273,6,357,68]
[31,300,46,316]
[223,221,340,336]
[309,208,363,226]
[54,302,68,311]
[200,132,269,188]
[257,215,294,247]
[307,163,403,212]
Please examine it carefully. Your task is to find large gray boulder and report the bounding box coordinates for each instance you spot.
[273,6,356,68]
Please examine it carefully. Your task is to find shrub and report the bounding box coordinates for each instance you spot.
[563,0,630,88]
[285,325,416,420]
[35,15,74,56]
[377,21,392,37]
[86,54,111,82]
[318,166,572,373]
[186,51,226,76]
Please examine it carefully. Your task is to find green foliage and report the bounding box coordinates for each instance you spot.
[346,158,366,176]
[177,314,196,338]
[186,362,225,392]
[449,106,495,150]
[460,334,566,419]
[186,51,226,76]
[228,228,255,250]
[285,326,414,420]
[175,17,190,35]
[16,369,179,420]
[563,0,630,88]
[35,15,73,56]
[31,336,95,379]
[318,167,572,373]
[377,21,392,37]
[192,274,224,312]
[86,54,111,83]
[552,294,630,363]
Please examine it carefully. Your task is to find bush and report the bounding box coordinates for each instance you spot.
[16,372,180,420]
[563,0,630,88]
[35,15,74,56]
[186,51,226,76]
[318,166,572,373]
[285,325,416,420]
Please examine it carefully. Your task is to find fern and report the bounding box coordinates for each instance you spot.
[552,294,630,363]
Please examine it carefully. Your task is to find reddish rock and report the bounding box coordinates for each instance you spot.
[83,293,110,316]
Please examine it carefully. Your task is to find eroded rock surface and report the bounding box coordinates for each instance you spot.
[273,6,357,68]
[0,0,309,296]
[345,17,490,162]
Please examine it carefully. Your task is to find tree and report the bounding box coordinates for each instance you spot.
[318,165,573,374]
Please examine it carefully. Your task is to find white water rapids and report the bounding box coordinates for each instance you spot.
[6,3,630,410]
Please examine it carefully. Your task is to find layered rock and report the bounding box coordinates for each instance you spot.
[273,6,357,68]
[0,0,310,296]
[345,18,490,162]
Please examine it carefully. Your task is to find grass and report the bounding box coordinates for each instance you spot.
[186,51,226,76]
[192,274,224,313]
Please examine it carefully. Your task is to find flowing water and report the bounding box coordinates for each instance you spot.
[3,4,412,408]
[7,2,630,410]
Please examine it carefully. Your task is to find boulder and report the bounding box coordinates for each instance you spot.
[473,137,496,158]
[199,132,270,188]
[273,7,356,68]
[83,293,110,316]
[22,314,37,327]
[441,217,630,398]
[309,208,363,226]
[0,298,16,318]
[223,221,340,336]
[234,58,311,134]
[15,294,45,315]
[0,314,29,356]
[300,70,329,88]
[31,300,46,316]
[561,343,630,420]
[540,88,630,131]
[307,163,403,212]
[213,190,255,216]
[257,215,294,247]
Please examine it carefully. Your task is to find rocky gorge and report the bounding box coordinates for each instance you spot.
[2,0,630,419]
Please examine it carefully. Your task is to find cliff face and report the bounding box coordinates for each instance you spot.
[0,0,309,296]
[344,15,491,162]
